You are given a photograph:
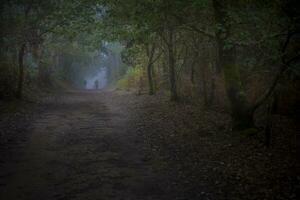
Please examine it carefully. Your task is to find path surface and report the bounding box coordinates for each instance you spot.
[1,91,298,200]
[0,91,167,200]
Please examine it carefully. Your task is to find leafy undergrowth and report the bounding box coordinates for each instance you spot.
[108,66,143,91]
[112,91,299,200]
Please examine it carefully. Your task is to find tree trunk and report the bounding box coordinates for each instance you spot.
[152,63,157,92]
[167,30,178,101]
[209,76,215,105]
[200,65,209,106]
[208,62,216,106]
[222,48,253,129]
[32,43,45,85]
[146,43,156,95]
[190,60,195,85]
[147,62,154,95]
[16,43,26,99]
[212,0,253,129]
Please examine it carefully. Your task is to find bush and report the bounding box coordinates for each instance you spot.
[115,66,143,90]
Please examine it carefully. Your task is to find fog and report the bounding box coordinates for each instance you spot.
[85,67,107,90]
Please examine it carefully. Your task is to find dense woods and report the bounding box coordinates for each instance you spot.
[1,0,299,129]
[0,0,299,199]
[98,0,300,130]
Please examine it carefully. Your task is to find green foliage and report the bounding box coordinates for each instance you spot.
[115,66,143,90]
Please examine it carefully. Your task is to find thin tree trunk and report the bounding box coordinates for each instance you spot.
[32,43,44,84]
[200,64,209,106]
[147,62,154,95]
[146,43,156,95]
[264,96,275,147]
[191,64,195,85]
[16,43,26,99]
[208,61,216,106]
[208,74,216,106]
[167,30,178,101]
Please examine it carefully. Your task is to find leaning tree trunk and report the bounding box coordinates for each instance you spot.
[213,0,253,129]
[146,43,156,95]
[16,43,26,99]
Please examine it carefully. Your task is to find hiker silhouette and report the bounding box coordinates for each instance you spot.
[94,80,99,89]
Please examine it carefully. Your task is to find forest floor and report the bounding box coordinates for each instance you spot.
[0,90,299,200]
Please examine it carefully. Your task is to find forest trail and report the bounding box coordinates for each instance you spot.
[0,91,167,200]
[1,91,297,200]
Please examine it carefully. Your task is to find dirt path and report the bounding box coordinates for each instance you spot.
[1,90,298,200]
[0,91,168,200]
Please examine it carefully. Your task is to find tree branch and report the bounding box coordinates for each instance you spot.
[251,29,299,113]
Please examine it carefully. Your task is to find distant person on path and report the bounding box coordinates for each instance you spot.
[94,80,99,90]
[84,80,87,89]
